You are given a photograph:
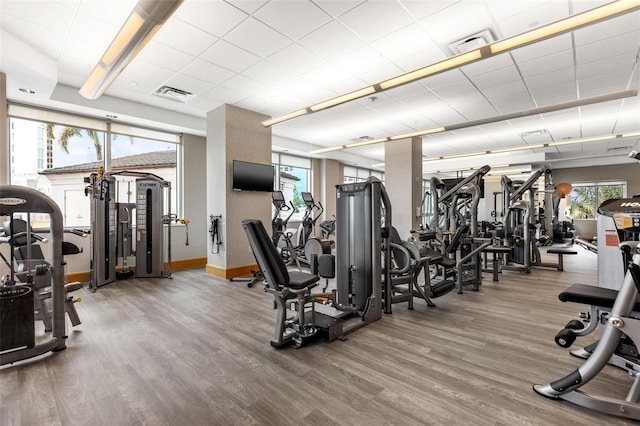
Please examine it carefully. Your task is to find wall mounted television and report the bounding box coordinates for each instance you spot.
[232,160,274,192]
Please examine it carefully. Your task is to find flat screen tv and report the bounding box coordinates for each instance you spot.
[232,160,274,192]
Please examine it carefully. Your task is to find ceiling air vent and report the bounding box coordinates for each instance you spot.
[448,29,495,55]
[152,85,195,103]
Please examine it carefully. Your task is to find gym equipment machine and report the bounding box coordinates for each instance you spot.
[0,185,69,365]
[242,177,395,348]
[534,198,640,420]
[533,240,640,420]
[85,169,175,291]
[550,198,640,351]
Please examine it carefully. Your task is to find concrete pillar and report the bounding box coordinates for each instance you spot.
[318,158,342,222]
[205,104,271,279]
[384,136,422,238]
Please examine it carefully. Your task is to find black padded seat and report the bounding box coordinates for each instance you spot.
[287,270,320,289]
[418,246,444,265]
[559,283,640,311]
[483,245,512,254]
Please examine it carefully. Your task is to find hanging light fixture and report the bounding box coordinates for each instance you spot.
[79,0,183,100]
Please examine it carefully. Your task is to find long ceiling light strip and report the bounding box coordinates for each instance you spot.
[79,0,183,100]
[262,0,639,127]
[422,131,640,162]
[309,89,637,154]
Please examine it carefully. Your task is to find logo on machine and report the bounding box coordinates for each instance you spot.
[620,202,640,208]
[0,197,27,206]
[0,285,32,299]
[138,182,158,187]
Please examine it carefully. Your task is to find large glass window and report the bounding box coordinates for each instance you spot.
[567,181,626,220]
[272,154,311,215]
[344,166,384,183]
[8,106,180,228]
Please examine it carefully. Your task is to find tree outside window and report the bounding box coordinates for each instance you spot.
[569,182,625,219]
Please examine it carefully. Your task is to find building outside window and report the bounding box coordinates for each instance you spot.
[7,107,180,228]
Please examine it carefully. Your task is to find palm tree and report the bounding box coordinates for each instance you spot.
[45,123,103,161]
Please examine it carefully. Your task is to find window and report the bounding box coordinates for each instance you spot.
[8,106,181,228]
[567,181,626,220]
[343,166,384,183]
[272,154,311,215]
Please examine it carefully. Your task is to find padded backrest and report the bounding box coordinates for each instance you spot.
[242,219,289,290]
[446,224,470,254]
[14,244,48,273]
[3,218,35,247]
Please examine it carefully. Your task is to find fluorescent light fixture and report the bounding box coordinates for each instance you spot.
[262,109,309,127]
[491,0,640,54]
[344,137,389,149]
[311,145,346,154]
[318,89,636,154]
[262,1,639,127]
[423,131,640,162]
[79,0,183,100]
[309,87,376,112]
[379,50,484,90]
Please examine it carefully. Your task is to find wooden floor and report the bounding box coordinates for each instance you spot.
[1,248,637,425]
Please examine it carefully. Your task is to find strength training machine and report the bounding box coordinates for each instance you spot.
[85,168,181,291]
[0,185,75,365]
[243,177,403,348]
[534,197,640,420]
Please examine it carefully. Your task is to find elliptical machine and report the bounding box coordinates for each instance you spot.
[295,192,331,270]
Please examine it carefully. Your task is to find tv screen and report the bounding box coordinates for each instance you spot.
[232,160,274,192]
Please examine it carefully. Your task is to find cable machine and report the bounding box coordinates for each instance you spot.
[85,168,179,291]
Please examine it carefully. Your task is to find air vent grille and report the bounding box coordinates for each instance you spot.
[448,29,495,55]
[152,85,195,103]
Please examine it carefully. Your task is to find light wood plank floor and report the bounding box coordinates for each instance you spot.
[1,248,637,425]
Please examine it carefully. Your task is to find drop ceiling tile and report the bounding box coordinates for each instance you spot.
[577,54,637,81]
[200,40,261,73]
[339,1,414,42]
[419,1,493,45]
[487,92,537,113]
[173,0,248,37]
[299,20,365,60]
[399,0,459,20]
[303,63,368,93]
[1,0,76,31]
[120,60,176,85]
[510,34,572,63]
[225,0,268,15]
[370,24,437,61]
[497,1,568,39]
[481,80,529,105]
[579,70,633,95]
[220,74,264,96]
[57,35,107,73]
[518,49,574,79]
[333,46,386,76]
[358,62,405,86]
[225,17,292,58]
[242,60,294,85]
[390,46,449,74]
[483,0,558,21]
[68,11,120,47]
[525,68,574,90]
[254,1,331,40]
[313,0,365,18]
[184,94,224,113]
[181,59,235,86]
[1,16,68,58]
[76,0,135,27]
[155,18,218,57]
[530,85,577,106]
[460,54,514,78]
[201,85,247,104]
[469,65,522,90]
[577,31,640,65]
[135,41,196,72]
[267,43,325,73]
[574,12,640,46]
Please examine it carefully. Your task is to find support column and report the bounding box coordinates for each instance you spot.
[205,104,271,279]
[384,136,422,238]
